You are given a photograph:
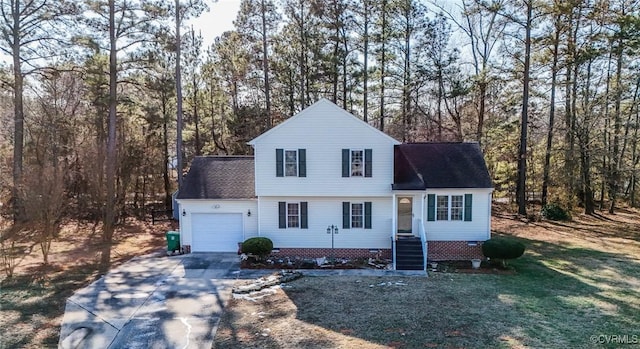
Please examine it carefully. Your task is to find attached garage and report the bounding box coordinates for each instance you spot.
[191,213,243,252]
[176,156,258,253]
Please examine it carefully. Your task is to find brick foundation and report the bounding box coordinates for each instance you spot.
[427,241,483,261]
[272,247,392,259]
[267,243,482,262]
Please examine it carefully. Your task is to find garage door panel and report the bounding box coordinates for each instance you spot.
[191,213,243,252]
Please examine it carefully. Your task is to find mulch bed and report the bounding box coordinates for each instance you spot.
[430,260,516,274]
[240,256,391,270]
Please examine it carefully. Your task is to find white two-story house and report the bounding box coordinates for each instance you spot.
[176,99,493,270]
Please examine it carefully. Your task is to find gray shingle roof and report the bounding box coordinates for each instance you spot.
[393,143,493,190]
[176,156,255,199]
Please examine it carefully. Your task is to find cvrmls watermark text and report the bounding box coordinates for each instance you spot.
[590,334,639,345]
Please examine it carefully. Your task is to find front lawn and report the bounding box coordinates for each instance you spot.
[213,208,640,349]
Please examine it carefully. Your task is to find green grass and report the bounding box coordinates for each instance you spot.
[214,215,640,349]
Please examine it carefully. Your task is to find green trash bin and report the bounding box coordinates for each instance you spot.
[166,231,181,255]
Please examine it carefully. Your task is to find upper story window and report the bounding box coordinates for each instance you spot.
[276,149,306,177]
[351,150,364,177]
[285,150,297,176]
[342,149,372,177]
[427,194,473,222]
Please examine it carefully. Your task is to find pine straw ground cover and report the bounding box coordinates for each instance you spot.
[0,219,170,348]
[213,207,640,349]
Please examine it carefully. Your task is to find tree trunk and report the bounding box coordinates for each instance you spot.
[541,16,561,206]
[516,1,532,216]
[579,58,595,215]
[162,91,171,209]
[176,0,184,189]
[261,0,272,128]
[564,6,581,209]
[342,27,348,109]
[11,0,24,222]
[379,0,387,132]
[363,0,369,122]
[609,38,623,214]
[437,69,444,140]
[299,1,306,109]
[332,30,339,104]
[402,10,411,143]
[477,81,486,143]
[600,51,613,210]
[102,0,118,269]
[192,75,201,156]
[631,103,640,207]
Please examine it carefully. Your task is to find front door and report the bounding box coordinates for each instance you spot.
[397,196,413,235]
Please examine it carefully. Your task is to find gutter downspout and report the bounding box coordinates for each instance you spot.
[422,193,426,270]
[392,193,396,270]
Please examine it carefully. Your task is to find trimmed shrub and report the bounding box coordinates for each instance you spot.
[241,237,273,258]
[541,203,570,221]
[482,238,525,267]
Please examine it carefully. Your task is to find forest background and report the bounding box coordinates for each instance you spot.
[1,0,639,267]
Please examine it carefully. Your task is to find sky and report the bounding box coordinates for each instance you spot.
[0,0,241,65]
[188,0,241,47]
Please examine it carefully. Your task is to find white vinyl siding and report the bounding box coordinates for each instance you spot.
[250,100,399,197]
[258,197,391,249]
[424,189,493,241]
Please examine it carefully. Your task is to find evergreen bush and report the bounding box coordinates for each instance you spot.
[482,237,525,267]
[541,203,570,221]
[241,237,273,258]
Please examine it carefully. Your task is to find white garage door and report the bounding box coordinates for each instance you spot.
[191,213,243,252]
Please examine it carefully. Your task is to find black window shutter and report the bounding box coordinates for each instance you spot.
[342,149,350,177]
[342,202,350,229]
[278,201,286,228]
[464,194,473,221]
[427,194,436,221]
[298,149,306,177]
[364,149,372,177]
[276,149,284,177]
[300,202,308,228]
[364,202,372,229]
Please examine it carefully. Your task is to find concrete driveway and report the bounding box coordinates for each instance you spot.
[58,252,270,349]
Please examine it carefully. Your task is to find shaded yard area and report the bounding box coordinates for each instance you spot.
[0,219,169,348]
[214,208,640,349]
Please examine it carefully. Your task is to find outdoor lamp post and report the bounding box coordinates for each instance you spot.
[327,225,338,258]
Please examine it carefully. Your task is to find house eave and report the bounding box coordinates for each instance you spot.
[177,197,258,203]
[248,98,401,146]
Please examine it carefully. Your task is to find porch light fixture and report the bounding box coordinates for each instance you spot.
[182,209,186,217]
[247,209,251,217]
[327,225,339,258]
[326,225,338,235]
